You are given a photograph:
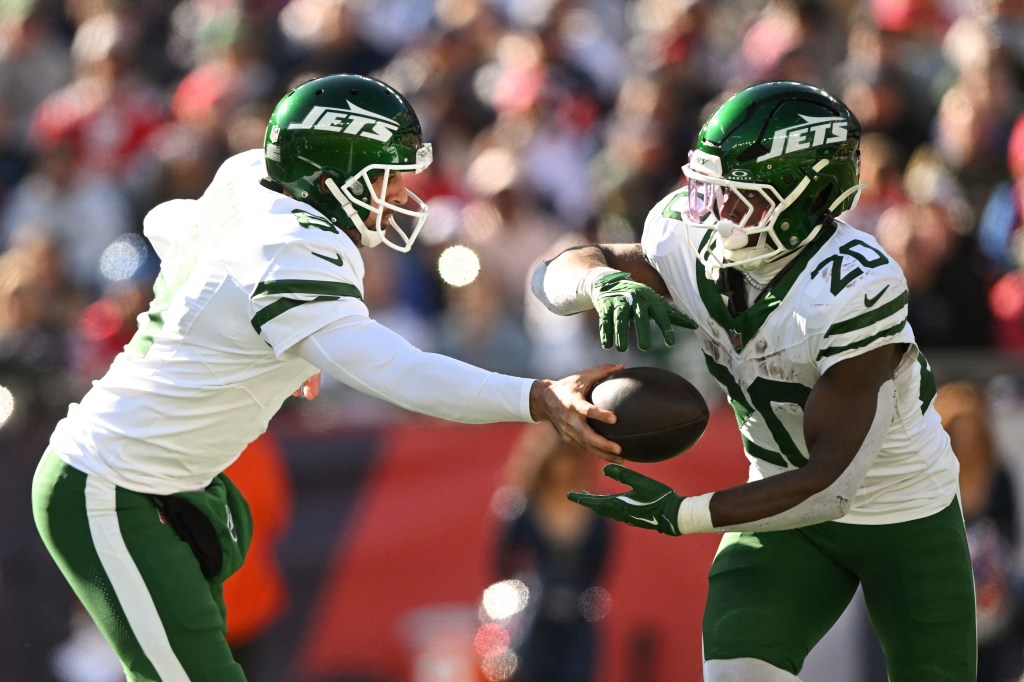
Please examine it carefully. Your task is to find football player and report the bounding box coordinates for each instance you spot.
[31,74,625,681]
[532,81,976,681]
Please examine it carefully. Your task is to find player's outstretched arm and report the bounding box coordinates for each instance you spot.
[531,243,695,352]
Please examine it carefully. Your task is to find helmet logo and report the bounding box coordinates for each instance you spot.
[287,101,400,142]
[269,125,281,143]
[757,115,847,162]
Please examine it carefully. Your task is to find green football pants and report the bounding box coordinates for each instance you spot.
[32,448,246,681]
[703,496,977,681]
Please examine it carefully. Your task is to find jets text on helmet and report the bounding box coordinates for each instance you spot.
[287,102,400,142]
[756,115,848,162]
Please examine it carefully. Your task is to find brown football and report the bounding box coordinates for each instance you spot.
[587,366,710,463]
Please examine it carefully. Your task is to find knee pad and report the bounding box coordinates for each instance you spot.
[704,658,802,682]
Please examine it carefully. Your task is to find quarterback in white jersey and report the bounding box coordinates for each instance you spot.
[533,82,975,681]
[32,74,624,682]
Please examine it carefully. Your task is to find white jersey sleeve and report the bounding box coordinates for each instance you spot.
[294,317,534,424]
[801,236,915,375]
[247,212,369,356]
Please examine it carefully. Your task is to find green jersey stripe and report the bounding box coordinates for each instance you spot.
[917,352,937,414]
[251,295,347,333]
[816,319,908,359]
[250,280,362,333]
[823,290,909,338]
[252,279,362,299]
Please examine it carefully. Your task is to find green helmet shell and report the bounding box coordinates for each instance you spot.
[685,81,863,268]
[264,74,427,230]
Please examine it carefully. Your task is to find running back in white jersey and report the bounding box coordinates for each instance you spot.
[50,150,370,494]
[642,188,959,525]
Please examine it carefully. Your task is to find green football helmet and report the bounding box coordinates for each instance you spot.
[682,81,863,271]
[264,74,433,252]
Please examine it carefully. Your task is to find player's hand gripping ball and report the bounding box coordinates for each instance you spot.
[586,366,709,463]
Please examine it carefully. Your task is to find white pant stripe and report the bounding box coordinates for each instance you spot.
[84,476,191,682]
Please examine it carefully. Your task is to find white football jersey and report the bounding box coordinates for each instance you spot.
[49,150,531,495]
[642,189,959,525]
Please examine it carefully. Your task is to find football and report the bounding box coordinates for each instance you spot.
[586,366,709,463]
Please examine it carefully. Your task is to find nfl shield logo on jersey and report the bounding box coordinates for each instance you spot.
[728,329,744,351]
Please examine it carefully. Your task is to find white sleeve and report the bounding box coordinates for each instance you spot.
[682,379,896,534]
[530,260,618,315]
[294,315,536,424]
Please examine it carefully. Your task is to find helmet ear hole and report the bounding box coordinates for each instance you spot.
[809,184,832,214]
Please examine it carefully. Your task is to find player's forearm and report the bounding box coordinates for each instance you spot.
[698,379,894,532]
[707,468,851,530]
[530,246,618,315]
[296,317,533,423]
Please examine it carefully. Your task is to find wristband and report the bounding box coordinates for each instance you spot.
[676,492,715,534]
[579,266,622,301]
[531,262,619,315]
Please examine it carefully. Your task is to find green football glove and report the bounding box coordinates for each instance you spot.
[568,463,684,536]
[590,271,696,352]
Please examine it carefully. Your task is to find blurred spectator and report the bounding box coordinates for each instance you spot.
[461,140,567,314]
[482,29,602,231]
[0,0,72,201]
[170,14,277,136]
[834,19,934,159]
[28,9,168,203]
[736,0,846,86]
[490,422,612,682]
[934,381,1024,682]
[146,121,226,204]
[6,233,86,331]
[275,0,390,80]
[0,130,132,296]
[988,224,1024,351]
[0,246,81,681]
[979,113,1024,276]
[875,148,992,348]
[436,269,532,377]
[866,0,950,93]
[591,69,700,237]
[929,81,1015,218]
[70,276,153,382]
[841,132,907,236]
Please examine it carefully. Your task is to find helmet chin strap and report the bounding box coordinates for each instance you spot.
[324,177,383,248]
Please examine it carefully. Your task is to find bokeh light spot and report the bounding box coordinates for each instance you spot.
[0,385,15,429]
[473,622,510,657]
[579,586,613,622]
[99,234,148,282]
[481,579,529,621]
[437,244,481,287]
[480,648,518,681]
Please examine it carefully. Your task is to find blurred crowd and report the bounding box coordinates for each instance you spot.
[1,0,1023,403]
[2,0,1024,679]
